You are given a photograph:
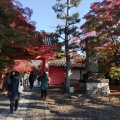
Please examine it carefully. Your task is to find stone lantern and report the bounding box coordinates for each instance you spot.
[81,37,110,96]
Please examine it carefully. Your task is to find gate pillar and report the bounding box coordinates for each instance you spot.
[42,58,49,74]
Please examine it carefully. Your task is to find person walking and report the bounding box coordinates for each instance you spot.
[9,71,22,114]
[37,74,42,86]
[41,72,49,100]
[2,73,9,96]
[23,71,29,86]
[7,73,11,96]
[29,71,36,91]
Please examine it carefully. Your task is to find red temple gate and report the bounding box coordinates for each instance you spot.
[0,32,62,84]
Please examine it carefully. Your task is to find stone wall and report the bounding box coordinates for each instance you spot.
[86,79,110,96]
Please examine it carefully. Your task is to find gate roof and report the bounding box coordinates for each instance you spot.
[49,60,85,68]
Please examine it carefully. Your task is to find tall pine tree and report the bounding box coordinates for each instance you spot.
[52,0,81,92]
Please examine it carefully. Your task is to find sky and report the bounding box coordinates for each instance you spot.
[18,0,102,32]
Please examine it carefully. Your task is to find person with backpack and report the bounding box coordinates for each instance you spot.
[41,72,49,100]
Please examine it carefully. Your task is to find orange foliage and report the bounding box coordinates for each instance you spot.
[13,60,33,73]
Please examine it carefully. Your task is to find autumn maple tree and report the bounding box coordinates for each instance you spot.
[13,60,36,74]
[0,0,37,70]
[80,0,120,76]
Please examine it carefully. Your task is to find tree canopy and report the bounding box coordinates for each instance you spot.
[80,0,120,70]
[0,0,37,70]
[80,0,120,73]
[52,0,82,92]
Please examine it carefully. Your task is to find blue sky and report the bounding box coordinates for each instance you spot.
[18,0,102,32]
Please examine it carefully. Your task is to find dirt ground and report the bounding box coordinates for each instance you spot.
[47,87,120,120]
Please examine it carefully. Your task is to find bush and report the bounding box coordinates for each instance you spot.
[109,64,120,80]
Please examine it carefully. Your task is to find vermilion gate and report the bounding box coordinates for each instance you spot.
[0,32,62,84]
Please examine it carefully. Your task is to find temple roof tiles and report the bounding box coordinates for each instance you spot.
[48,60,85,68]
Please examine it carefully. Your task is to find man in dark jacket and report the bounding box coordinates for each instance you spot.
[29,71,36,91]
[9,71,22,114]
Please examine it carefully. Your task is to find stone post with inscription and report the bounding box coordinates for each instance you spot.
[86,55,110,96]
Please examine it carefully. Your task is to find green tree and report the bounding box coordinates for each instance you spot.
[109,63,120,81]
[52,0,81,92]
